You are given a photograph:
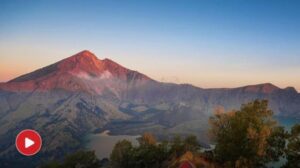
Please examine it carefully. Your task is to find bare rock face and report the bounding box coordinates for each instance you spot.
[0,50,299,166]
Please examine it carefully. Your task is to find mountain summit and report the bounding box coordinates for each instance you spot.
[1,50,151,93]
[241,83,280,94]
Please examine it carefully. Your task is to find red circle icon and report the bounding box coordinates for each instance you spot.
[15,129,42,156]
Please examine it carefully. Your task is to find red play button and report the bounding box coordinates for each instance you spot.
[15,129,42,156]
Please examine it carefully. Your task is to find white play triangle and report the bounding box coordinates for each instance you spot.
[25,137,34,148]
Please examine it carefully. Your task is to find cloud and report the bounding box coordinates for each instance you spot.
[73,70,112,80]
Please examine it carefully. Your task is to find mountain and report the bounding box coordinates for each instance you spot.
[0,50,299,166]
[1,50,151,94]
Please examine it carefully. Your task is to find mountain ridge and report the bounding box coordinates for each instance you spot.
[1,50,297,94]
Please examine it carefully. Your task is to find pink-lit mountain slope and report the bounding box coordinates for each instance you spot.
[0,50,152,94]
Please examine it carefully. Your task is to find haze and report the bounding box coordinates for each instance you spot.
[0,0,299,91]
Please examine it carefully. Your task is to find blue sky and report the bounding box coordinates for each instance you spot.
[0,0,300,90]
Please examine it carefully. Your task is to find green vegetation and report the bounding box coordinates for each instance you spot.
[41,100,300,168]
[110,133,203,168]
[209,100,287,167]
[283,124,300,168]
[40,150,101,168]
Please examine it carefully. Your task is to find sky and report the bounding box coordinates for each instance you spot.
[0,0,300,91]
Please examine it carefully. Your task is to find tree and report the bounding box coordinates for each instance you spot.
[41,150,101,168]
[209,100,286,167]
[139,132,156,146]
[170,135,185,157]
[169,135,201,157]
[62,150,100,168]
[131,133,168,168]
[183,135,201,152]
[110,133,171,168]
[266,126,287,162]
[110,140,133,168]
[40,161,61,168]
[284,124,300,168]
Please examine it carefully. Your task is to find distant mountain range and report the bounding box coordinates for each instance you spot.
[0,50,299,166]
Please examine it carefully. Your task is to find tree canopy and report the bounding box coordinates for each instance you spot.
[284,124,300,168]
[41,150,101,168]
[209,100,287,167]
[110,133,202,168]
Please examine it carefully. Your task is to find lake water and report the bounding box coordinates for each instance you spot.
[275,116,300,130]
[84,130,140,159]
